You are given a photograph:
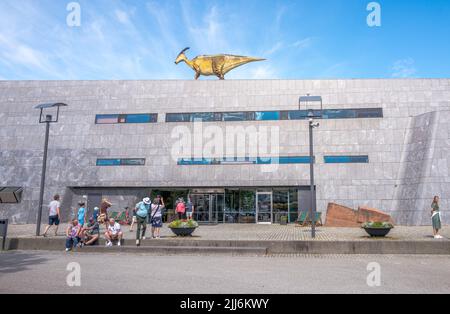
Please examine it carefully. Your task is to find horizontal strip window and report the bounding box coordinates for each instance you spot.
[178,156,314,165]
[96,158,146,166]
[166,108,382,122]
[95,113,157,124]
[323,155,369,164]
[0,187,23,204]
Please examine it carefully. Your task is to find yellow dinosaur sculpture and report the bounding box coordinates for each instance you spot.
[175,47,265,80]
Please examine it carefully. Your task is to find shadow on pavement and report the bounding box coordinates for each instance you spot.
[0,252,48,276]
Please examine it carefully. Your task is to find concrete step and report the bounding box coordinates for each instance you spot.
[79,245,268,256]
[4,237,450,255]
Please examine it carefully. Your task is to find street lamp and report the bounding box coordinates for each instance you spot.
[299,96,322,239]
[34,103,68,236]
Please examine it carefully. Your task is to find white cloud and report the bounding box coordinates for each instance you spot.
[264,42,283,56]
[114,9,130,25]
[0,33,60,78]
[181,3,230,53]
[291,37,313,50]
[391,58,417,78]
[249,65,277,79]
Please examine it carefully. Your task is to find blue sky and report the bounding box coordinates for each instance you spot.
[0,0,449,80]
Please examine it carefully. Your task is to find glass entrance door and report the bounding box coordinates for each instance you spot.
[192,194,210,223]
[191,194,222,224]
[256,192,273,224]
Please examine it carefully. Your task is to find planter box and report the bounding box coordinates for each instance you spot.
[363,227,392,237]
[170,227,197,237]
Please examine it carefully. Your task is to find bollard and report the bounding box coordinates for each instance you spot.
[0,219,8,251]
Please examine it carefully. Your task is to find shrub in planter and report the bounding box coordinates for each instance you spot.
[168,219,199,237]
[362,221,394,237]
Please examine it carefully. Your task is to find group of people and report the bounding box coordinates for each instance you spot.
[42,193,444,251]
[130,195,166,246]
[42,194,176,250]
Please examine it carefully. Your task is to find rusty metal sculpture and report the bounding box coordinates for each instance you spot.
[175,47,265,80]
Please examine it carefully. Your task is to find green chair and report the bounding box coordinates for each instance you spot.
[115,211,127,224]
[109,211,119,220]
[296,211,309,226]
[312,212,323,226]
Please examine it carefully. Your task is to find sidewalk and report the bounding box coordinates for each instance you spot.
[6,223,450,241]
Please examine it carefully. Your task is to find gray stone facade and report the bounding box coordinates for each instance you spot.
[1,79,449,225]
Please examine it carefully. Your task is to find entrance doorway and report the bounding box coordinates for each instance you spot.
[256,192,273,224]
[190,192,225,224]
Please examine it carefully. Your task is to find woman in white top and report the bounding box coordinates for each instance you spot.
[150,197,165,239]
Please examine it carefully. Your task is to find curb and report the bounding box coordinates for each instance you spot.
[3,237,450,255]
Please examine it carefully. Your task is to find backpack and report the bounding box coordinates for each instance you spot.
[176,202,186,213]
[136,202,149,218]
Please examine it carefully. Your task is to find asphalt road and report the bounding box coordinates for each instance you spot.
[0,251,449,294]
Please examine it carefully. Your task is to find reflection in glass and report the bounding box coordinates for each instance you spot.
[273,190,289,223]
[239,190,256,223]
[289,189,299,223]
[257,192,272,223]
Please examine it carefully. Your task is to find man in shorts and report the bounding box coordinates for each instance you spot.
[82,217,100,246]
[104,218,123,247]
[43,194,61,237]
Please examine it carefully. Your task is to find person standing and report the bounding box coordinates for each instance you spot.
[151,198,165,239]
[99,198,112,225]
[186,197,194,220]
[92,207,100,222]
[176,197,186,220]
[43,194,61,237]
[77,202,87,228]
[431,196,443,239]
[135,197,151,246]
[129,206,137,232]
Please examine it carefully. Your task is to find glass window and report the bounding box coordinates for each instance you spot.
[166,113,192,122]
[273,190,289,224]
[191,112,216,122]
[121,158,146,166]
[224,189,240,223]
[96,158,146,166]
[278,156,312,164]
[223,112,255,121]
[287,110,309,120]
[95,114,119,124]
[288,189,299,223]
[178,156,312,165]
[255,111,280,121]
[96,159,121,166]
[324,155,369,163]
[239,190,256,223]
[356,108,383,118]
[125,114,156,123]
[96,114,157,124]
[178,158,213,165]
[280,111,290,120]
[322,109,356,119]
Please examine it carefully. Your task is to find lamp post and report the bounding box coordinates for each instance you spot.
[34,103,68,236]
[299,96,322,239]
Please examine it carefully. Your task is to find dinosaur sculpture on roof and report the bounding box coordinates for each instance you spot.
[174,47,265,80]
